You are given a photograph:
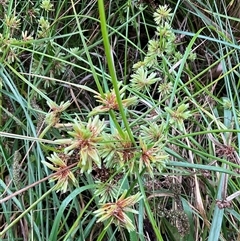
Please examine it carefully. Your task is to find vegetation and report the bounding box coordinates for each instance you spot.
[0,0,240,240]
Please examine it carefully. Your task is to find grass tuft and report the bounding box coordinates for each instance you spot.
[0,0,240,240]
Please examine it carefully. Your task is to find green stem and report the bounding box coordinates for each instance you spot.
[39,124,52,139]
[70,0,104,97]
[97,0,135,145]
[63,196,96,241]
[166,27,205,125]
[0,186,54,237]
[69,0,126,140]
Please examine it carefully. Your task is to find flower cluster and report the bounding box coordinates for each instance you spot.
[61,115,105,173]
[99,130,135,171]
[130,5,178,96]
[42,152,77,193]
[94,190,142,232]
[153,5,173,25]
[40,5,194,234]
[94,180,120,203]
[89,82,138,116]
[40,0,54,12]
[45,100,71,127]
[5,14,21,33]
[130,66,161,92]
[130,4,196,103]
[98,126,169,177]
[165,103,192,131]
[38,16,51,38]
[139,138,168,177]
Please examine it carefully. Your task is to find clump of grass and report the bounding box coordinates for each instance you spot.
[0,0,240,240]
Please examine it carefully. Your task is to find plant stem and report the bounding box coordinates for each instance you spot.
[97,0,135,145]
[0,186,55,237]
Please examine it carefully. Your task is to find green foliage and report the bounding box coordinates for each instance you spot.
[1,0,240,240]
